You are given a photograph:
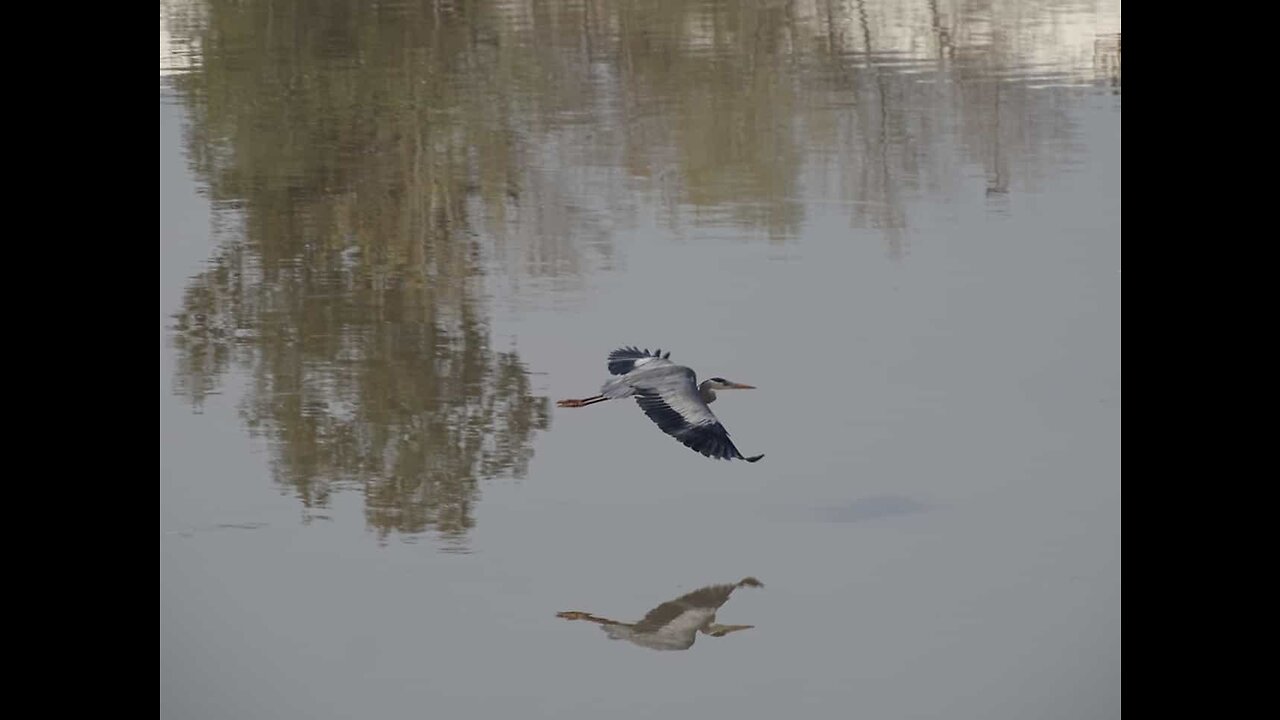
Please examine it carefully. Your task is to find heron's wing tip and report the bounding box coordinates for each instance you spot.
[607,346,674,375]
[743,453,764,463]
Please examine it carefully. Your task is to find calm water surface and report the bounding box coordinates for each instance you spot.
[160,1,1120,717]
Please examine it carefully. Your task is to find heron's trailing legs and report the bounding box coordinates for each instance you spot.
[557,395,609,408]
[556,610,621,625]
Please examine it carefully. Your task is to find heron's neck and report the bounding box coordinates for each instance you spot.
[698,381,717,404]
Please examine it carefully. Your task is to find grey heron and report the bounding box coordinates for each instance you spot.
[556,577,763,651]
[557,346,764,462]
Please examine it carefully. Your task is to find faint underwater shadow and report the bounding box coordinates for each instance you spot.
[819,495,935,523]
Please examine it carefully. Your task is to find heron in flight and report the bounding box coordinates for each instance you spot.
[557,577,763,651]
[557,346,764,462]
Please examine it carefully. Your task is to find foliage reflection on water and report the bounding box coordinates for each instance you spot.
[162,0,1119,547]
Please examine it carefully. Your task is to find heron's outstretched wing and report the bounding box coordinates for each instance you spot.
[630,367,763,462]
[632,598,718,636]
[632,584,739,632]
[607,346,672,375]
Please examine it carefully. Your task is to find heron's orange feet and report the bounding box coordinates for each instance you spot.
[556,399,583,408]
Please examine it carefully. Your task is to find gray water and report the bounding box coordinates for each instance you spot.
[160,2,1120,717]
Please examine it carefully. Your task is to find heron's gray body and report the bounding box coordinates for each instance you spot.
[601,606,719,650]
[600,360,697,402]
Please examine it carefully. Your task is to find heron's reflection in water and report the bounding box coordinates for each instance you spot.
[557,577,762,651]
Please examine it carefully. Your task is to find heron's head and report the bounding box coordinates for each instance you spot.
[706,377,756,391]
[704,623,755,637]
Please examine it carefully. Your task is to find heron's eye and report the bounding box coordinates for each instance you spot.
[711,377,726,383]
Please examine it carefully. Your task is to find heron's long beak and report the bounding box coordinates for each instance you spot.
[705,623,755,637]
[728,383,756,390]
